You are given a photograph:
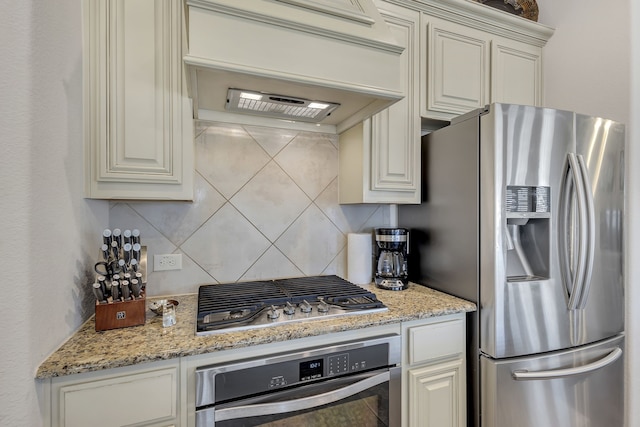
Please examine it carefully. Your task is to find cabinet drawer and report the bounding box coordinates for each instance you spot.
[58,367,177,427]
[408,319,464,365]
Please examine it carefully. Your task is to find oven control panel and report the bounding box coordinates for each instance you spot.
[196,335,401,405]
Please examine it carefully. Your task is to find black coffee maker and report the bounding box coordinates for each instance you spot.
[374,228,409,291]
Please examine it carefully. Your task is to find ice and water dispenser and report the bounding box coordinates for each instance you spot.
[505,186,551,281]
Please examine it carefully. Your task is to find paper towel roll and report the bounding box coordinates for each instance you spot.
[347,233,373,285]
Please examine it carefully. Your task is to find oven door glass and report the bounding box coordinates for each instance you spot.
[196,368,400,427]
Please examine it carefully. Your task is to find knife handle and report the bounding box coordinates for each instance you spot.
[102,229,112,246]
[123,229,132,244]
[131,229,140,245]
[111,281,120,301]
[121,280,131,300]
[123,243,132,263]
[101,244,110,261]
[130,279,141,298]
[112,228,122,248]
[92,282,105,304]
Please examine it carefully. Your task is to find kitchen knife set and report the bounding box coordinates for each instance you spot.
[92,228,145,304]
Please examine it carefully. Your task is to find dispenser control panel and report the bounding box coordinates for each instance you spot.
[506,186,550,213]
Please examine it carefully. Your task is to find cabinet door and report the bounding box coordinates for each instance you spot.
[408,358,465,427]
[491,37,543,106]
[339,1,420,204]
[422,15,490,120]
[84,0,193,200]
[54,365,179,427]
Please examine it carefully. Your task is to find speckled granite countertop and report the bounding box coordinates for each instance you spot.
[36,283,475,379]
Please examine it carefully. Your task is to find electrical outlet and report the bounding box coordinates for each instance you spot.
[154,254,182,271]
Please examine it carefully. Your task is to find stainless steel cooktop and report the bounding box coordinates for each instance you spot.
[196,275,387,336]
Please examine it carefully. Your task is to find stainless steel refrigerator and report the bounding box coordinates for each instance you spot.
[398,103,625,427]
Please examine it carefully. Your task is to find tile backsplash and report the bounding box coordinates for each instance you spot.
[110,122,390,296]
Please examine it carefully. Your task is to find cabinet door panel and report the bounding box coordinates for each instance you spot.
[370,9,419,195]
[58,367,178,427]
[409,359,465,427]
[491,39,542,106]
[425,17,490,117]
[105,0,179,181]
[85,0,193,200]
[339,1,420,204]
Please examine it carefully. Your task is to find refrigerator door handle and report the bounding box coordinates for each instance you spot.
[561,153,589,310]
[512,347,622,381]
[576,154,596,309]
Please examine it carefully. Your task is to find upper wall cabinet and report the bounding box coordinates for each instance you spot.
[338,0,553,204]
[84,0,194,200]
[418,0,553,121]
[340,0,421,204]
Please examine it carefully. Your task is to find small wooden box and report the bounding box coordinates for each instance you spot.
[95,295,146,331]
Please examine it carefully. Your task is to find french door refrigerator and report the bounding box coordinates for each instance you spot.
[398,103,625,427]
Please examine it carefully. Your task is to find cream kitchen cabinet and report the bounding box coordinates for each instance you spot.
[422,15,491,120]
[339,0,421,204]
[50,359,180,427]
[423,24,542,117]
[402,313,467,427]
[491,36,543,106]
[339,0,552,204]
[417,0,553,121]
[83,0,194,200]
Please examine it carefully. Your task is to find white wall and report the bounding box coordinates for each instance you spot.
[0,1,108,426]
[538,0,629,124]
[537,0,636,425]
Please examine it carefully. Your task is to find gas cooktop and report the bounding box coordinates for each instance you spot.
[196,275,387,336]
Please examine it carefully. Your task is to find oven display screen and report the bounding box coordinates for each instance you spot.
[300,359,324,381]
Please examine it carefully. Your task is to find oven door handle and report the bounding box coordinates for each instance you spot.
[214,371,390,422]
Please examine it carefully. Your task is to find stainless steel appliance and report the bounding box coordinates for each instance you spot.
[398,103,625,427]
[196,275,387,336]
[195,335,401,426]
[374,228,409,291]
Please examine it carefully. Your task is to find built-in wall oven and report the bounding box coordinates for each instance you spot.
[195,335,401,426]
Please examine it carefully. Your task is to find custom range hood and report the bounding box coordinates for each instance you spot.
[184,0,405,133]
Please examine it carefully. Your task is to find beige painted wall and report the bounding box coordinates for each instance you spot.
[0,1,108,426]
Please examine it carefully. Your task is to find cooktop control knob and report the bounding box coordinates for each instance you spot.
[300,300,312,313]
[267,305,281,319]
[284,302,296,316]
[317,297,330,313]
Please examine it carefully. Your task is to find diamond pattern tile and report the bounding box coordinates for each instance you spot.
[128,173,225,246]
[195,125,270,199]
[111,122,391,290]
[181,203,271,283]
[240,246,304,281]
[275,132,338,200]
[245,125,298,157]
[315,178,380,234]
[275,204,346,275]
[231,161,310,241]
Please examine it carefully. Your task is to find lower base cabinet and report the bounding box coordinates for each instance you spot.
[46,315,468,427]
[402,314,467,427]
[408,358,465,427]
[50,359,180,427]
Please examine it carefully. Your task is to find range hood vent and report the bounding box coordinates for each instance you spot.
[226,89,340,123]
[184,0,405,133]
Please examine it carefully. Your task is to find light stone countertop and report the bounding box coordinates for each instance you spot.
[36,283,475,379]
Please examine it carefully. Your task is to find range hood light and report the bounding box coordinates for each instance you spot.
[226,89,340,123]
[239,92,263,101]
[308,102,330,109]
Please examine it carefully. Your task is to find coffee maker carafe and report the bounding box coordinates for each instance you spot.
[374,228,409,291]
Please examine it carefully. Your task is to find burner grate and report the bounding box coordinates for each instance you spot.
[196,275,386,334]
[197,280,288,314]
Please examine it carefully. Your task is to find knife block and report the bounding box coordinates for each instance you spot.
[94,244,148,331]
[95,295,146,331]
